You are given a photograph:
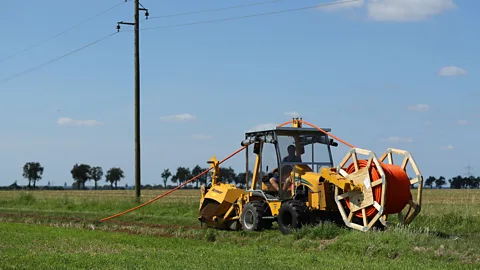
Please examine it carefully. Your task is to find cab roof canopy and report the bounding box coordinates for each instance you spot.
[244,126,331,139]
[241,126,333,147]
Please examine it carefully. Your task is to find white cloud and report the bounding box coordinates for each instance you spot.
[438,66,467,76]
[191,134,212,140]
[367,0,455,21]
[322,0,365,11]
[383,136,413,143]
[322,0,455,22]
[284,111,301,118]
[247,123,277,132]
[408,104,430,112]
[57,117,103,126]
[159,113,196,122]
[457,120,468,125]
[441,145,454,150]
[424,121,433,126]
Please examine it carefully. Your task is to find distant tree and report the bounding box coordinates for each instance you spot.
[425,176,435,189]
[203,171,211,187]
[219,167,236,184]
[90,166,103,190]
[473,177,480,189]
[435,176,446,189]
[192,165,207,189]
[174,167,191,188]
[236,170,253,188]
[71,163,91,190]
[9,181,20,190]
[161,168,172,189]
[448,175,464,189]
[466,176,477,189]
[23,162,44,189]
[72,181,80,190]
[105,167,124,189]
[171,175,178,187]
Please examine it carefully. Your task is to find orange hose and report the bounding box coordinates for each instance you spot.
[344,160,412,219]
[99,146,246,222]
[277,120,355,148]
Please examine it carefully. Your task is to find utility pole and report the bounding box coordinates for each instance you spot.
[117,1,149,203]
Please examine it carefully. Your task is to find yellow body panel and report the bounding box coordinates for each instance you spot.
[198,182,246,228]
[267,201,282,216]
[305,182,336,210]
[204,183,245,203]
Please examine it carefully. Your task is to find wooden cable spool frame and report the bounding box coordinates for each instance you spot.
[378,148,423,226]
[334,148,424,232]
[334,148,386,232]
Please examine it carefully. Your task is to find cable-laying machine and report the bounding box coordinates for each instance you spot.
[198,118,424,233]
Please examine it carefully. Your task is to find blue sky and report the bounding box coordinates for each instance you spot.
[0,0,478,187]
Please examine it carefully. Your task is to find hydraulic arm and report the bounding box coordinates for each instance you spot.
[319,167,363,192]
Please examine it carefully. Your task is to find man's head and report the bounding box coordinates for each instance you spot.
[287,145,296,156]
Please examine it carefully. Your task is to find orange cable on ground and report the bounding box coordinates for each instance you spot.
[99,146,246,222]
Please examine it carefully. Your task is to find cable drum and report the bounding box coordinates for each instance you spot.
[334,148,423,231]
[344,160,412,219]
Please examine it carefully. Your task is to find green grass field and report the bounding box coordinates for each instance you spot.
[0,189,479,269]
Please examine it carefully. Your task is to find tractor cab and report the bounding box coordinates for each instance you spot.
[241,119,338,200]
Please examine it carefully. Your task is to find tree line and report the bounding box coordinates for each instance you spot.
[16,162,250,190]
[160,165,251,189]
[9,161,480,190]
[21,161,125,190]
[424,175,480,189]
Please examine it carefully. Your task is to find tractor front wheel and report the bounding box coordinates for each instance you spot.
[277,200,308,234]
[240,201,265,231]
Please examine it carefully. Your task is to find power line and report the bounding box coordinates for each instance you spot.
[0,0,127,64]
[134,0,360,31]
[0,32,119,84]
[0,0,359,84]
[149,0,286,19]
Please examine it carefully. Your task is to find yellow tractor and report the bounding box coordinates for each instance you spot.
[198,119,423,234]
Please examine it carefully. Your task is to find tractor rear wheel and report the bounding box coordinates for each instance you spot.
[277,200,308,234]
[240,201,265,231]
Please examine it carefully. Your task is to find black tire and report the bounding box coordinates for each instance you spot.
[240,201,265,231]
[277,200,308,234]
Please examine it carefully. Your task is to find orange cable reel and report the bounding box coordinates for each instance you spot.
[334,148,422,231]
